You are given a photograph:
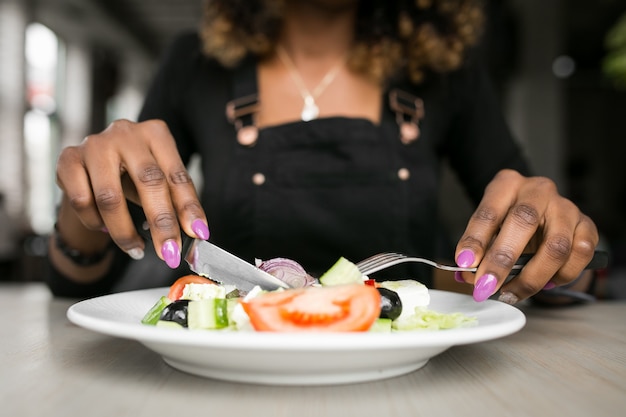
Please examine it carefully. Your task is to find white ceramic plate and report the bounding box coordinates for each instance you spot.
[67,287,525,385]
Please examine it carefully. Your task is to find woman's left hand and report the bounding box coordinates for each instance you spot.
[454,169,599,304]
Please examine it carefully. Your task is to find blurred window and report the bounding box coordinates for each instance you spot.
[24,23,63,235]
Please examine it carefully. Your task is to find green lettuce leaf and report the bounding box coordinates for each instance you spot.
[392,307,476,331]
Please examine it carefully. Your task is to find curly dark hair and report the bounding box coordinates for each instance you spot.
[200,0,484,85]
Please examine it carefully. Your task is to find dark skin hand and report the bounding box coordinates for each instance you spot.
[454,169,599,303]
[54,119,208,275]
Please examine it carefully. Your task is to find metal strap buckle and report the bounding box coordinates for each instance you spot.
[226,94,260,146]
[389,89,425,144]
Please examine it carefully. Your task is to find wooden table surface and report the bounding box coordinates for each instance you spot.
[1,282,624,417]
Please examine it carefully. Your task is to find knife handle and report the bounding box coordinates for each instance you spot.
[509,249,609,277]
[126,199,195,256]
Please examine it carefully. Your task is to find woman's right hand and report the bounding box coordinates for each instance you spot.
[55,119,209,270]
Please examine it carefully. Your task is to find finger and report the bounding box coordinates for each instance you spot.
[455,170,523,268]
[514,212,597,293]
[116,122,183,268]
[81,130,147,260]
[454,270,476,285]
[552,214,599,282]
[56,146,105,231]
[473,177,562,302]
[496,197,578,303]
[144,121,209,241]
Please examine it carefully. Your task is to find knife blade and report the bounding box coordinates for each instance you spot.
[184,239,290,292]
[126,200,290,292]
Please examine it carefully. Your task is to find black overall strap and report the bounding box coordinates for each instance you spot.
[226,55,260,145]
[203,56,259,236]
[233,55,259,103]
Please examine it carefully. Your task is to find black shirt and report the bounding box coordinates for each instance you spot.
[46,32,529,298]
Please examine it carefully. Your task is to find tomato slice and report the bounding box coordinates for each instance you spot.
[167,275,218,301]
[241,284,381,332]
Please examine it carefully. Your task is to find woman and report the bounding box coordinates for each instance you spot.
[47,0,599,304]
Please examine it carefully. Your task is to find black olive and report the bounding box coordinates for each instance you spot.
[377,288,402,321]
[159,299,190,327]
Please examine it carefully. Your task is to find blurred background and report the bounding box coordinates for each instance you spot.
[0,0,625,298]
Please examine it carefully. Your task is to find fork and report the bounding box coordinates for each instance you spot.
[355,250,608,277]
[356,253,484,276]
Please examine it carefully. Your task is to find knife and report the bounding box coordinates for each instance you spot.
[126,200,290,292]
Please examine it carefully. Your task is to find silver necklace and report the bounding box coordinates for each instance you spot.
[276,46,345,121]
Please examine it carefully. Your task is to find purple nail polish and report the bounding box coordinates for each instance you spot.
[543,282,556,290]
[456,249,475,268]
[191,219,210,240]
[161,240,181,269]
[454,271,466,283]
[473,274,497,302]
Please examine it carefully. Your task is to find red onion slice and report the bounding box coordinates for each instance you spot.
[255,257,317,288]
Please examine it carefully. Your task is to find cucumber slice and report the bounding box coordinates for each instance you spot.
[369,318,392,332]
[156,320,184,329]
[141,296,172,325]
[188,298,229,330]
[319,257,363,286]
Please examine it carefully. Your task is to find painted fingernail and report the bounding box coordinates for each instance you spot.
[543,282,557,290]
[454,271,466,283]
[161,240,181,268]
[127,247,144,260]
[191,219,210,240]
[456,249,475,268]
[101,227,109,233]
[498,291,520,305]
[473,273,497,302]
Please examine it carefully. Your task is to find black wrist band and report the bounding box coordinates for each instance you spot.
[53,224,113,266]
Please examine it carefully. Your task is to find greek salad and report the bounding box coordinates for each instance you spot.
[142,256,476,332]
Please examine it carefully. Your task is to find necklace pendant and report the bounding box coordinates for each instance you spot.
[301,95,319,122]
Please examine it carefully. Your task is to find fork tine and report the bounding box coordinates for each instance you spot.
[356,252,407,275]
[355,253,398,269]
[356,252,470,276]
[366,253,406,267]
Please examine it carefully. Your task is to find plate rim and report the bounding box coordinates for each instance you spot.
[66,287,526,351]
